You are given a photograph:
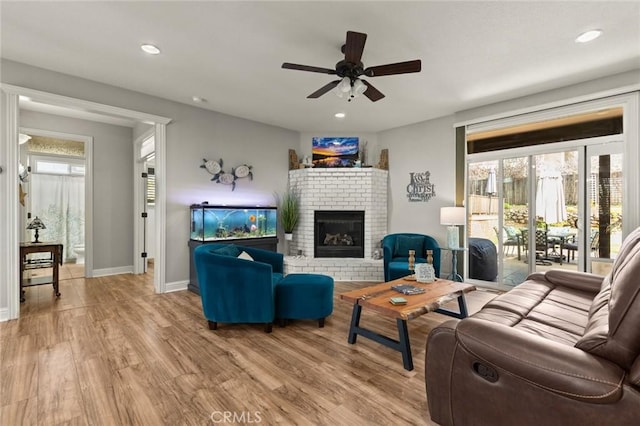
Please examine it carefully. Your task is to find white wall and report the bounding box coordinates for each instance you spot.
[1,59,300,287]
[378,115,456,248]
[20,110,134,270]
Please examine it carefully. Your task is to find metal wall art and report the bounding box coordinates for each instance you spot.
[201,158,253,191]
[406,171,436,202]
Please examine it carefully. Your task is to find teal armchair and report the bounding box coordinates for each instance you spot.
[382,233,441,281]
[194,244,284,333]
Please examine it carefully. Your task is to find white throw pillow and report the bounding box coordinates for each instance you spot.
[237,251,254,261]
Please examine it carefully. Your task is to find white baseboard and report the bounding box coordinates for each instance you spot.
[165,280,188,293]
[92,265,134,277]
[0,307,9,322]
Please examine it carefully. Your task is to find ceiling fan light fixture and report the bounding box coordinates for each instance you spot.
[283,31,419,102]
[337,76,351,93]
[352,79,367,96]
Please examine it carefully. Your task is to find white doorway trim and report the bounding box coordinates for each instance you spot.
[1,84,171,321]
[20,127,94,277]
[133,128,155,275]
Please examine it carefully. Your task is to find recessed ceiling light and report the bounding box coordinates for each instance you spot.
[192,96,206,103]
[334,112,346,119]
[575,29,602,43]
[141,44,161,55]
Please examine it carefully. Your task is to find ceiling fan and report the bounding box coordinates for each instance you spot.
[282,30,421,102]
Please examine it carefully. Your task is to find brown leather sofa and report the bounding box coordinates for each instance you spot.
[425,227,640,425]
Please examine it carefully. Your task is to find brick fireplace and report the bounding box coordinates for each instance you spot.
[284,168,388,280]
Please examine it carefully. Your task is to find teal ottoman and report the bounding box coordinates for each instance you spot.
[275,273,334,327]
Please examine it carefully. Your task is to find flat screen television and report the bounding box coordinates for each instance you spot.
[312,136,359,168]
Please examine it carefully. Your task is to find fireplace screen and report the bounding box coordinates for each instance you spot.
[314,210,364,258]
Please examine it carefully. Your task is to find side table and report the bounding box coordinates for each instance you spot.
[20,242,63,302]
[441,247,466,282]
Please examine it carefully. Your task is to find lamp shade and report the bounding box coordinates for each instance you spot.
[352,79,367,96]
[27,216,46,243]
[27,216,46,230]
[337,76,351,93]
[440,207,465,226]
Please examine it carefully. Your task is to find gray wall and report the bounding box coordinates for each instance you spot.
[378,116,456,248]
[2,59,300,285]
[20,110,134,270]
[164,105,298,283]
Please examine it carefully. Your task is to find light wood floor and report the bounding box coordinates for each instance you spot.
[1,271,497,425]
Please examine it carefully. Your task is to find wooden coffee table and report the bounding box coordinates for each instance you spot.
[340,277,475,371]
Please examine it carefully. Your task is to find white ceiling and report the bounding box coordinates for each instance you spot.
[2,1,639,132]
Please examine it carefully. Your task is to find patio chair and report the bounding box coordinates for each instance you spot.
[494,226,522,260]
[521,228,553,265]
[565,229,600,262]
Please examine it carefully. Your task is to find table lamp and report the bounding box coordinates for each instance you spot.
[440,207,465,249]
[27,216,46,243]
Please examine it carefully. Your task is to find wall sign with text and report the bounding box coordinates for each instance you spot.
[406,171,436,202]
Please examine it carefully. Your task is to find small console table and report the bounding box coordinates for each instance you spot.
[20,242,63,302]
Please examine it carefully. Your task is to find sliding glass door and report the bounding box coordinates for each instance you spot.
[466,138,622,290]
[585,142,623,275]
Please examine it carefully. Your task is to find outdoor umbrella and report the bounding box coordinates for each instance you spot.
[486,167,497,214]
[536,170,567,225]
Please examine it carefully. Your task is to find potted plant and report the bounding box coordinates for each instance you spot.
[279,190,299,240]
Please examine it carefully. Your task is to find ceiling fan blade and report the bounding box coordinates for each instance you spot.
[362,80,385,102]
[282,63,337,74]
[364,59,422,77]
[307,80,341,98]
[344,31,367,64]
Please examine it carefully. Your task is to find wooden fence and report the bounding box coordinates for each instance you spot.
[469,173,622,209]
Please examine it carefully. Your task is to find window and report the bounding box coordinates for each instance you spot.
[147,167,155,205]
[31,155,85,176]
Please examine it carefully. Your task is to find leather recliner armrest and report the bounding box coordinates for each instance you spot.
[456,318,624,403]
[542,269,604,293]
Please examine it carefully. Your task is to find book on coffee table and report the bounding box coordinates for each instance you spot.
[391,284,426,295]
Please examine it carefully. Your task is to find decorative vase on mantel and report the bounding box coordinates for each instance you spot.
[284,232,293,241]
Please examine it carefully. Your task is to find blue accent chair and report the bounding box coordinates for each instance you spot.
[382,233,441,282]
[193,244,284,333]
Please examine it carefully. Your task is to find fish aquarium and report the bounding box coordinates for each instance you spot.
[190,204,278,242]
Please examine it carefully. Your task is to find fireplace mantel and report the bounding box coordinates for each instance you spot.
[288,168,388,261]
